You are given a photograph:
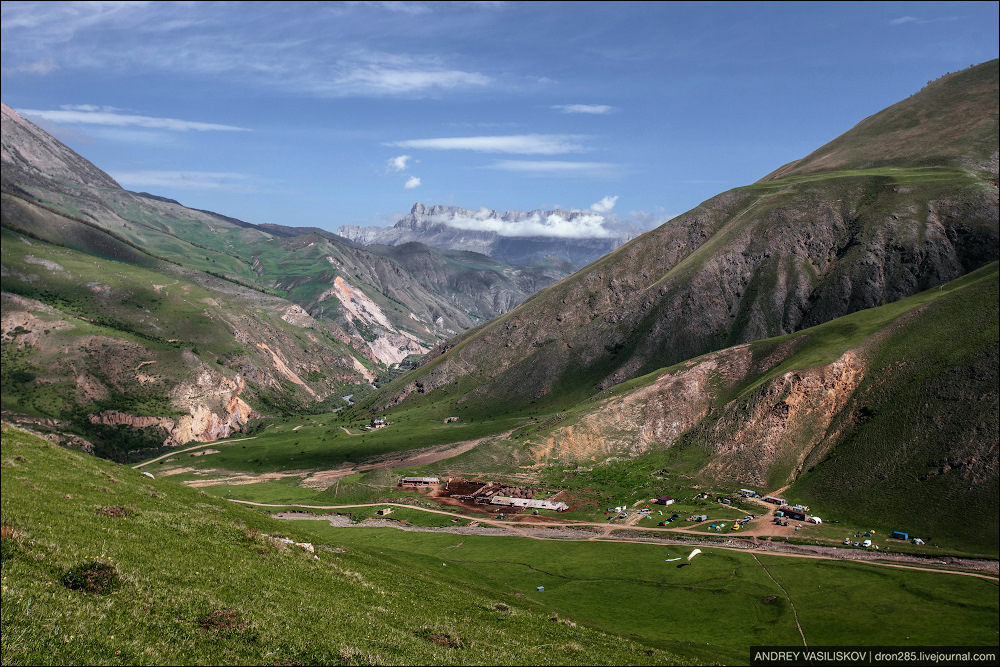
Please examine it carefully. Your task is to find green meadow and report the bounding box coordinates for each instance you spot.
[0,424,690,666]
[288,523,1000,661]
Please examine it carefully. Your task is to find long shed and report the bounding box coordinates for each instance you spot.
[401,476,440,486]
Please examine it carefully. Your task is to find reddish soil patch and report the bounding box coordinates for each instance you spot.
[197,609,244,632]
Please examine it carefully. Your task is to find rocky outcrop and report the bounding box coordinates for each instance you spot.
[89,392,260,447]
[533,341,864,482]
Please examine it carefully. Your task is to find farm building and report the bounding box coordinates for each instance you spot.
[778,506,807,521]
[655,496,675,505]
[490,496,568,512]
[377,508,393,516]
[370,417,388,429]
[762,495,786,505]
[400,476,440,486]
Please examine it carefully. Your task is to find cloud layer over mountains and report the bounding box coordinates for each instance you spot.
[421,196,624,239]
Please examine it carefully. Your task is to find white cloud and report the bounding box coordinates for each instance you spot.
[346,1,433,16]
[388,134,588,154]
[1,58,57,75]
[17,108,250,132]
[488,160,620,177]
[387,154,412,172]
[59,103,124,113]
[0,4,498,99]
[590,195,618,214]
[403,176,421,189]
[888,15,961,25]
[552,104,618,115]
[326,65,490,95]
[109,170,265,192]
[427,208,614,239]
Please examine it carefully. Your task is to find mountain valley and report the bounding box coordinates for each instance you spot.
[2,56,998,665]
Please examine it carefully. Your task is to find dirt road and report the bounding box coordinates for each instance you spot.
[231,500,999,579]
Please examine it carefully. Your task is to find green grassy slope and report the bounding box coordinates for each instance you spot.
[0,424,688,666]
[788,265,999,552]
[1,222,382,458]
[309,527,999,660]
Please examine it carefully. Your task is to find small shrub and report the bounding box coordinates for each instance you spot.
[62,561,120,593]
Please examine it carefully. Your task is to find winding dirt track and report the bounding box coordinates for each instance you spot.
[230,500,999,580]
[131,436,258,469]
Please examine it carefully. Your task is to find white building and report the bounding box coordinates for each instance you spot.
[490,496,569,511]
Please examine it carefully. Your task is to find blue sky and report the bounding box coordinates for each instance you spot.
[2,1,998,235]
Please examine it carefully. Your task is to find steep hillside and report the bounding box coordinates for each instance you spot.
[367,60,998,419]
[528,263,998,552]
[1,102,479,344]
[0,221,380,460]
[0,424,682,665]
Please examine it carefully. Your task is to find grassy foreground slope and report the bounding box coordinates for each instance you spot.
[308,527,1000,659]
[0,424,685,666]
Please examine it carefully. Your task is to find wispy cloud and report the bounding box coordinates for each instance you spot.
[487,160,620,177]
[326,64,490,95]
[387,154,412,172]
[17,108,250,132]
[1,58,57,75]
[551,104,618,115]
[388,134,588,154]
[403,176,421,189]
[109,170,267,192]
[346,1,433,16]
[889,15,962,26]
[1,3,498,99]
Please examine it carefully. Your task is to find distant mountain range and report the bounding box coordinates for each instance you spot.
[339,202,645,268]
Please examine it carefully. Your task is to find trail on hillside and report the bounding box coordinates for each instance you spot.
[753,553,808,647]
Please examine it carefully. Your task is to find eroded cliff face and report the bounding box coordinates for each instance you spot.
[88,371,261,446]
[533,346,866,489]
